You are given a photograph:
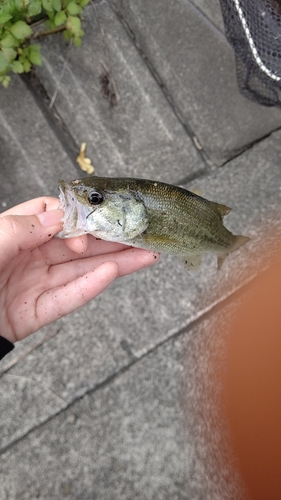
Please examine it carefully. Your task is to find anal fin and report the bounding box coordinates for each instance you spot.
[181,254,202,273]
[217,254,227,270]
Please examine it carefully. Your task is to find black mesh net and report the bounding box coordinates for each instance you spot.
[220,0,281,107]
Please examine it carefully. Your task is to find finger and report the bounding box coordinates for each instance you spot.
[36,261,119,326]
[40,236,130,266]
[47,247,160,288]
[116,248,160,277]
[0,197,60,217]
[85,235,129,255]
[62,234,129,256]
[63,234,89,254]
[0,210,64,267]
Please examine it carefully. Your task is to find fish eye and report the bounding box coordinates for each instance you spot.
[88,189,104,205]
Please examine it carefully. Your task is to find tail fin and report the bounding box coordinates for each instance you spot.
[217,234,250,269]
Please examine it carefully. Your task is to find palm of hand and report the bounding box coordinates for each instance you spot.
[0,234,122,341]
[0,197,158,343]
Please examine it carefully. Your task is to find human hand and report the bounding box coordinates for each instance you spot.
[0,197,159,343]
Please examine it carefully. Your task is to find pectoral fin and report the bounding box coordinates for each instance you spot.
[133,233,180,252]
[180,254,202,273]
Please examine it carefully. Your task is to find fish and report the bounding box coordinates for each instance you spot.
[56,176,249,271]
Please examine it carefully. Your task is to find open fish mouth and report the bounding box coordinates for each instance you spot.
[56,180,88,238]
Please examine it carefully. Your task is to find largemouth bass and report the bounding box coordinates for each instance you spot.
[56,176,249,271]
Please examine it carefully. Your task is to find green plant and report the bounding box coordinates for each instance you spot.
[0,0,90,87]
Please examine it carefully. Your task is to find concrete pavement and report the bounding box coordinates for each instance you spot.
[1,0,281,498]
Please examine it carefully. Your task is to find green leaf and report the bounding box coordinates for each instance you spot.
[42,0,53,12]
[0,32,19,48]
[73,35,81,47]
[0,52,9,71]
[52,0,61,11]
[1,47,17,61]
[66,2,81,15]
[10,21,32,39]
[29,43,40,52]
[11,59,24,73]
[54,10,66,26]
[0,1,11,11]
[28,48,41,65]
[14,0,26,12]
[66,15,80,36]
[63,28,72,41]
[27,0,42,17]
[79,0,90,7]
[45,18,56,29]
[21,47,30,58]
[19,53,26,64]
[0,13,12,25]
[23,58,31,72]
[0,75,11,87]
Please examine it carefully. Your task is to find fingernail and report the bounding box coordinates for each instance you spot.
[36,209,64,227]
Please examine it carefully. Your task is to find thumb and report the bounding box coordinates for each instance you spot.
[0,209,64,266]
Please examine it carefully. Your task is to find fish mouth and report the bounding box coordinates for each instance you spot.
[56,180,87,238]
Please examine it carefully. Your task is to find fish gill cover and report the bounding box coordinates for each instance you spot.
[220,0,281,107]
